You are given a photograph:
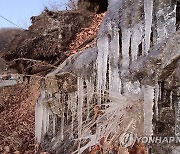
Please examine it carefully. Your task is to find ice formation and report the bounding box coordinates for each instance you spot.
[35,0,178,153]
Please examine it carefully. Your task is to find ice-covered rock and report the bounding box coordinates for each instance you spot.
[35,0,180,153]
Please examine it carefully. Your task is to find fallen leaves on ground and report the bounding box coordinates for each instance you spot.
[68,13,106,55]
[0,77,41,153]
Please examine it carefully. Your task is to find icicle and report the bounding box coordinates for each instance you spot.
[97,36,110,94]
[59,93,66,141]
[53,115,56,136]
[35,90,46,143]
[66,94,72,134]
[143,85,155,136]
[86,78,94,120]
[109,66,122,95]
[42,105,50,135]
[77,78,84,139]
[121,28,131,68]
[131,22,143,60]
[69,92,77,138]
[154,84,160,121]
[42,107,47,135]
[35,102,44,143]
[144,0,153,55]
[108,28,122,94]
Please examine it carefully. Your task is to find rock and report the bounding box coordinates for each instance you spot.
[124,30,180,85]
[77,0,108,13]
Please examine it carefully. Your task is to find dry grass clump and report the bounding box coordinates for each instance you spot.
[71,93,145,154]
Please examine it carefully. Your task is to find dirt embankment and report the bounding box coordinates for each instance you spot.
[1,10,95,75]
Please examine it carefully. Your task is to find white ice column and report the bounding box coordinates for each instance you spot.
[97,36,110,93]
[144,0,153,55]
[122,28,131,68]
[143,85,155,136]
[109,28,121,94]
[77,78,84,139]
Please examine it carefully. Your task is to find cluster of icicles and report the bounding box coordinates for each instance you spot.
[35,0,177,153]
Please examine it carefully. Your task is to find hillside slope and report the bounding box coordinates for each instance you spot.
[0,6,105,154]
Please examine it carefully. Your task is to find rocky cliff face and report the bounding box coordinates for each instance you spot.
[34,0,180,154]
[77,0,108,13]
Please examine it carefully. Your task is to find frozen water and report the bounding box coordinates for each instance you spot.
[35,90,46,143]
[108,27,122,94]
[144,0,153,55]
[121,28,131,68]
[97,36,109,94]
[143,85,155,136]
[77,77,84,139]
[35,0,178,153]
